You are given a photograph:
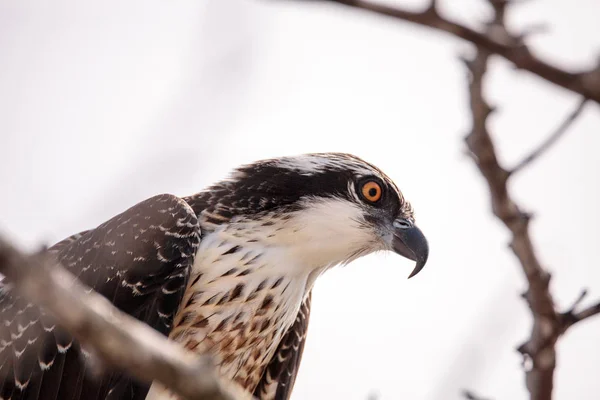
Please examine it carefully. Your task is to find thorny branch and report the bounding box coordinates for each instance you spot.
[0,236,248,400]
[462,2,600,400]
[316,0,600,103]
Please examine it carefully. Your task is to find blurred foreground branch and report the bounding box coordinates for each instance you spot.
[315,0,600,103]
[0,236,247,400]
[462,2,600,399]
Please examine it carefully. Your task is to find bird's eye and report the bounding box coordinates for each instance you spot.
[360,181,382,203]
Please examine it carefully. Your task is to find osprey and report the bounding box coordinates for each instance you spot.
[0,153,428,400]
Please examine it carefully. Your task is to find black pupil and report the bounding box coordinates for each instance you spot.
[368,187,378,197]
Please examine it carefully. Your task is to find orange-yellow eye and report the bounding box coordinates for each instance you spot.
[361,181,382,203]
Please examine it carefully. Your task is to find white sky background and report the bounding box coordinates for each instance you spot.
[1,0,599,399]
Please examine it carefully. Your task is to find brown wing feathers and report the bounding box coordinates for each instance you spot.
[0,194,200,400]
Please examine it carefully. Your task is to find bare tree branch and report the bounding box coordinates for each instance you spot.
[465,39,556,399]
[461,2,600,399]
[311,0,600,103]
[510,98,588,175]
[0,235,249,400]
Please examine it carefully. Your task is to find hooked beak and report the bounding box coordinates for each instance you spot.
[391,220,429,279]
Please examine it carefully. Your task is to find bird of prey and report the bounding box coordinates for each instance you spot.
[0,152,428,400]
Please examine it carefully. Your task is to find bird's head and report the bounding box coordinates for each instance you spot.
[191,153,428,278]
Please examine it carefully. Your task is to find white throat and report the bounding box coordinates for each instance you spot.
[211,197,379,276]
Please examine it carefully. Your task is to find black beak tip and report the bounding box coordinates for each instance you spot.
[392,224,429,279]
[407,259,427,279]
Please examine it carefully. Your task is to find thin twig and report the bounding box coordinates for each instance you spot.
[566,289,589,312]
[570,302,600,324]
[560,289,600,331]
[311,0,600,103]
[510,98,588,175]
[463,389,492,400]
[0,235,248,400]
[426,0,437,13]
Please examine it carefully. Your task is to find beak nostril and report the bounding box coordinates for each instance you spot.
[393,219,412,229]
